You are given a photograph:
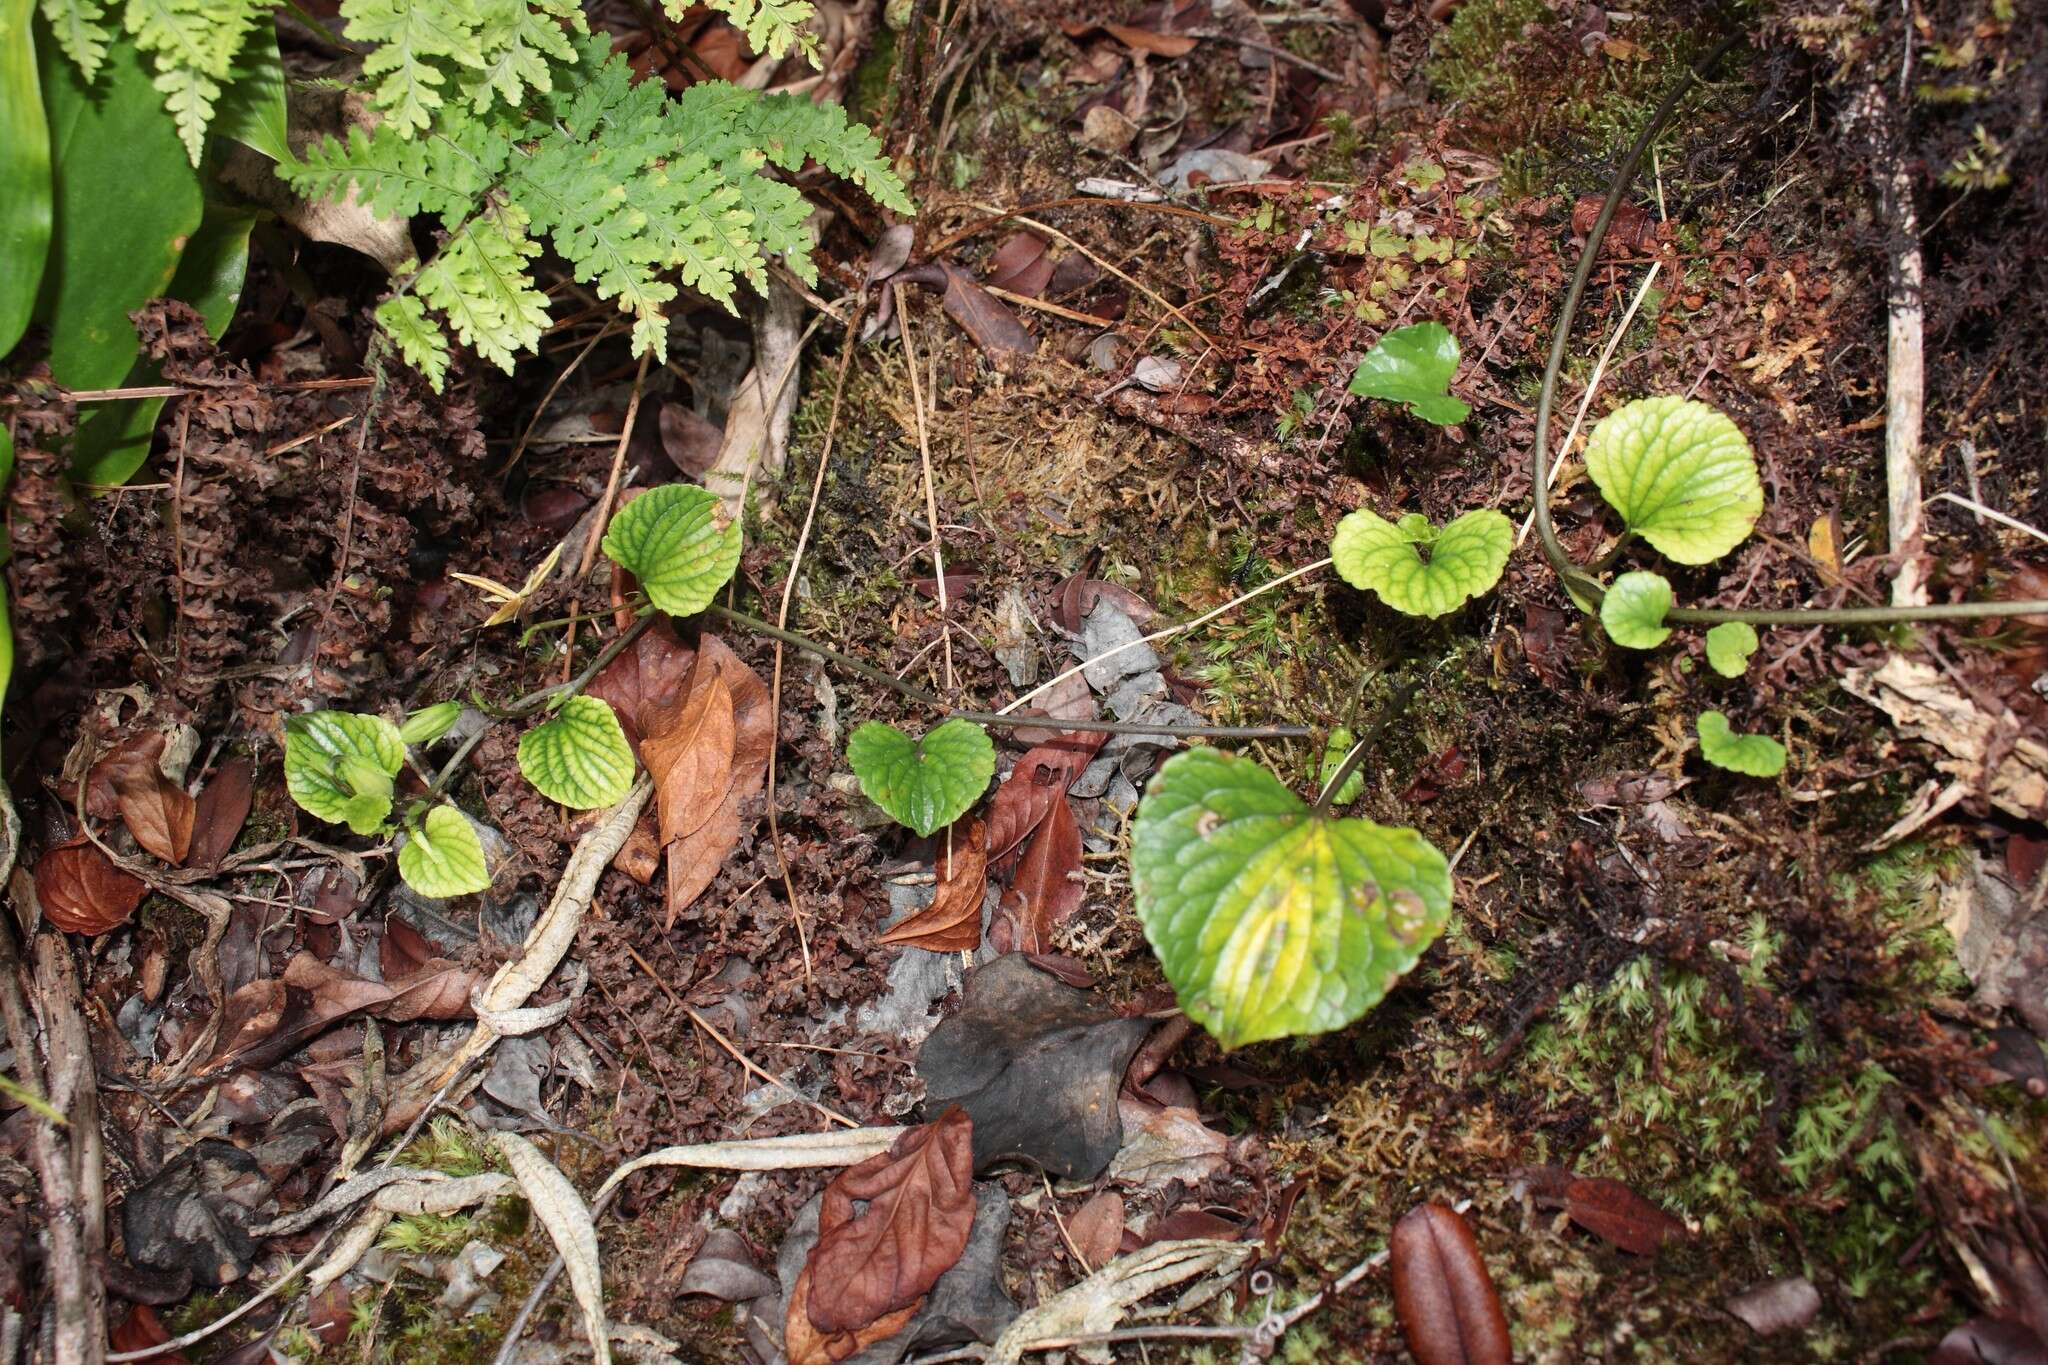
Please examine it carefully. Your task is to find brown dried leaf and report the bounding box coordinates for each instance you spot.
[1931,1319,2048,1365]
[91,731,194,864]
[990,797,1082,954]
[1007,671,1097,748]
[662,634,771,924]
[895,262,1036,359]
[987,735,1103,870]
[804,1107,975,1334]
[188,758,254,870]
[1390,1202,1511,1365]
[642,650,736,845]
[1563,1176,1684,1255]
[610,810,662,885]
[786,1271,922,1365]
[586,621,697,750]
[985,232,1053,298]
[1725,1277,1820,1337]
[1055,574,1158,633]
[1103,23,1197,55]
[1066,1190,1124,1270]
[879,817,987,952]
[658,403,724,479]
[35,839,149,935]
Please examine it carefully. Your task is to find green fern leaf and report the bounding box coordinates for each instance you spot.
[460,0,579,112]
[40,0,113,81]
[123,0,259,163]
[283,121,503,222]
[343,0,483,137]
[376,291,451,390]
[414,203,549,373]
[740,93,909,214]
[678,0,816,63]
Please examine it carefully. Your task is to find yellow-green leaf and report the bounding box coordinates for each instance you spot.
[1331,506,1510,618]
[1585,396,1761,565]
[1696,711,1785,778]
[600,484,743,617]
[1600,571,1674,650]
[517,695,635,810]
[846,719,994,838]
[284,710,404,835]
[398,803,492,897]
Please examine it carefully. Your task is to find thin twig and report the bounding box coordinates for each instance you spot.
[895,282,956,692]
[501,320,627,474]
[563,350,654,672]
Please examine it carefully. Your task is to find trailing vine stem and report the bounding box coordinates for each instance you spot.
[1529,31,2048,628]
[709,605,1312,740]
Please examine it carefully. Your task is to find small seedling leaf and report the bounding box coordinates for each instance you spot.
[600,484,743,617]
[1600,571,1674,649]
[1318,728,1364,805]
[1585,396,1762,564]
[518,696,637,810]
[848,719,997,837]
[398,804,492,898]
[1347,321,1470,425]
[1130,747,1451,1049]
[1332,506,1511,618]
[400,701,463,746]
[1704,622,1759,678]
[1696,711,1786,778]
[284,711,405,835]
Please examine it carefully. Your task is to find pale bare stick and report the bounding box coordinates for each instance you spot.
[1514,260,1659,549]
[561,350,653,678]
[1928,491,2048,548]
[895,282,955,692]
[1001,557,1333,715]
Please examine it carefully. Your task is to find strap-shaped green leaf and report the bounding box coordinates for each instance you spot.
[1704,622,1758,678]
[1600,571,1674,649]
[518,695,636,809]
[846,719,994,837]
[600,484,743,617]
[398,804,492,897]
[283,711,404,835]
[1346,321,1469,425]
[400,700,464,746]
[1331,506,1511,618]
[1131,747,1451,1049]
[1585,396,1762,565]
[1317,727,1363,806]
[1696,711,1785,778]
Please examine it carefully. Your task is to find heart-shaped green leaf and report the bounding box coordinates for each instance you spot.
[1696,711,1786,778]
[601,484,744,617]
[1331,506,1511,618]
[398,804,492,898]
[284,711,405,835]
[1585,396,1762,565]
[517,695,637,810]
[400,701,463,746]
[847,719,995,837]
[1600,571,1674,649]
[1130,747,1452,1049]
[1704,622,1759,678]
[1347,321,1470,425]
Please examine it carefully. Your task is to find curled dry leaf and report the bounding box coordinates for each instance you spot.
[786,1270,921,1365]
[1725,1276,1820,1337]
[1563,1176,1685,1255]
[643,648,736,845]
[892,262,1037,360]
[985,231,1053,298]
[803,1106,976,1334]
[494,1133,610,1365]
[663,634,771,922]
[878,817,987,952]
[987,734,1104,870]
[1390,1203,1511,1365]
[35,839,149,935]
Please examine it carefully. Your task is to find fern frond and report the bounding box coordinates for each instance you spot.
[40,0,113,81]
[123,0,260,162]
[675,0,816,64]
[376,291,452,390]
[342,0,483,137]
[284,118,508,222]
[739,93,912,214]
[458,0,582,114]
[413,203,550,373]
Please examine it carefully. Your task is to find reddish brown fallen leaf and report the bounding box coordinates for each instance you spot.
[587,619,698,749]
[114,767,195,865]
[1143,1207,1245,1245]
[893,262,1036,360]
[1007,671,1098,748]
[786,1270,922,1365]
[658,402,723,479]
[804,1107,975,1335]
[35,839,149,935]
[663,634,771,924]
[1055,574,1158,633]
[611,810,662,885]
[1022,952,1094,987]
[879,817,987,952]
[111,1303,189,1364]
[1059,18,1199,57]
[990,796,1083,954]
[188,757,253,870]
[985,231,1054,298]
[1066,1190,1124,1269]
[642,649,736,845]
[1402,745,1469,805]
[1931,1319,2048,1365]
[1563,1176,1685,1255]
[1390,1202,1511,1365]
[987,735,1104,871]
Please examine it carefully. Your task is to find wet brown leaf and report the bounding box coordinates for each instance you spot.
[586,620,697,750]
[985,232,1053,298]
[804,1107,976,1334]
[1066,1190,1124,1269]
[1563,1176,1685,1255]
[662,634,771,923]
[1055,574,1158,633]
[879,817,987,952]
[894,262,1036,359]
[1931,1319,2048,1365]
[1390,1202,1511,1365]
[111,1303,189,1364]
[990,796,1082,953]
[35,839,148,935]
[642,649,736,845]
[90,731,194,864]
[188,757,254,870]
[987,735,1103,870]
[786,1271,922,1365]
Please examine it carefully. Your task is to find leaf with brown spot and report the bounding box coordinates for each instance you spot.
[879,817,986,952]
[35,839,149,935]
[1390,1202,1511,1365]
[188,758,253,870]
[990,797,1082,954]
[642,650,736,845]
[803,1107,975,1335]
[1563,1176,1684,1255]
